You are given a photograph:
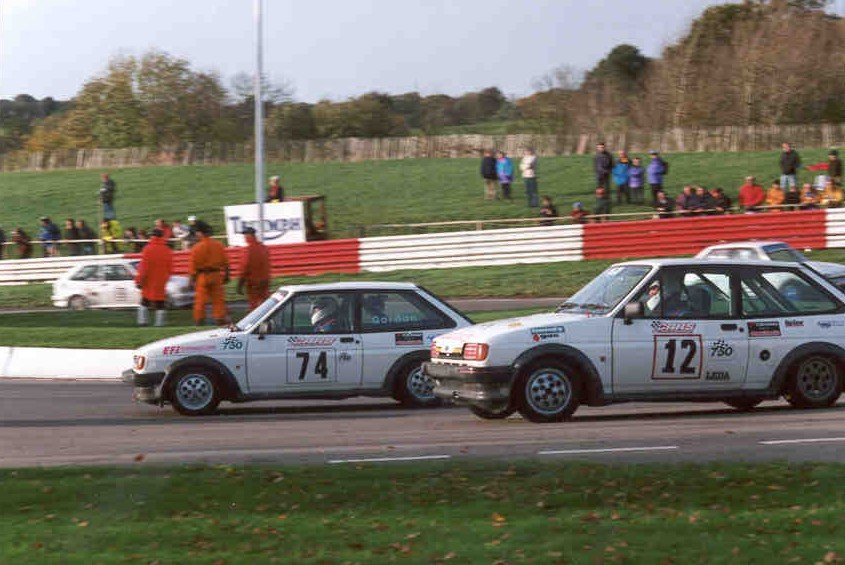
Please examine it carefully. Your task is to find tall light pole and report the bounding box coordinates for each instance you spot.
[254,0,265,240]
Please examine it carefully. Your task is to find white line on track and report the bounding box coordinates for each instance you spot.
[327,454,451,465]
[759,437,845,446]
[538,445,679,456]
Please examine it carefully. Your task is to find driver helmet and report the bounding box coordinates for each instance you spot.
[310,296,338,327]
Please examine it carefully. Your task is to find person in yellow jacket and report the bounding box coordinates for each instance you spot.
[821,180,844,208]
[189,224,230,326]
[765,181,785,212]
[100,219,122,254]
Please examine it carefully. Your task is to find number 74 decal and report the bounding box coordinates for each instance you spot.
[652,335,703,380]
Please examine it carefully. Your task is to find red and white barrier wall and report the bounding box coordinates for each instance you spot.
[4,210,845,285]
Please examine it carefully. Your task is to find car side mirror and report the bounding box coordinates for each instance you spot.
[257,321,270,340]
[623,302,644,325]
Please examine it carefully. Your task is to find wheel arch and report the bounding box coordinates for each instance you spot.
[511,344,606,406]
[382,350,430,396]
[769,341,845,395]
[163,355,244,402]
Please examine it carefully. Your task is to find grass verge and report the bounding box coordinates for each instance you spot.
[2,461,844,562]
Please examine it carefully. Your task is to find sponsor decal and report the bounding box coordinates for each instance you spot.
[817,320,845,329]
[530,325,565,342]
[221,337,244,350]
[705,370,730,382]
[339,352,353,362]
[161,345,215,356]
[395,332,424,346]
[287,336,337,348]
[709,339,734,358]
[747,321,781,337]
[651,321,696,334]
[507,322,524,328]
[784,319,804,328]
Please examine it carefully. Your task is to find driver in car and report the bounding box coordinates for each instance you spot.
[310,297,340,333]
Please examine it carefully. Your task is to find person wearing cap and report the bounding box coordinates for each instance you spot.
[189,224,230,326]
[134,228,173,327]
[267,176,285,203]
[569,201,589,224]
[237,227,271,310]
[646,150,668,204]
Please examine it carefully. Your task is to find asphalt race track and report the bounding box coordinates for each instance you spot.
[3,379,845,468]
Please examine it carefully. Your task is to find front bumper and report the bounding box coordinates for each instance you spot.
[124,369,166,404]
[51,295,68,308]
[424,362,514,409]
[166,290,194,308]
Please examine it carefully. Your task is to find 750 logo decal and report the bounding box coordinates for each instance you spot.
[709,339,734,358]
[221,337,244,350]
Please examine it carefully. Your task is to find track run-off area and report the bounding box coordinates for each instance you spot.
[3,379,845,468]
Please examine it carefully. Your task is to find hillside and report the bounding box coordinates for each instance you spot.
[0,148,833,239]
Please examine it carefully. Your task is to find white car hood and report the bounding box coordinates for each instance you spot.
[140,329,232,354]
[438,311,588,345]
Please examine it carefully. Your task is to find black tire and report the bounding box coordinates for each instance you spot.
[724,398,763,412]
[169,367,221,416]
[68,295,88,311]
[394,359,441,408]
[516,359,580,423]
[469,404,515,420]
[785,355,842,409]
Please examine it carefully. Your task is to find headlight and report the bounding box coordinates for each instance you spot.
[462,343,489,361]
[133,355,146,371]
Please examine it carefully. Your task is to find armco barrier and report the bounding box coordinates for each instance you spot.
[583,211,827,260]
[358,224,583,271]
[0,254,125,284]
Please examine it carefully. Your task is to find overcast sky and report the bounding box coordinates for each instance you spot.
[0,0,798,102]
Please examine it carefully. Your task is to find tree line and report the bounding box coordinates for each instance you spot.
[4,0,844,154]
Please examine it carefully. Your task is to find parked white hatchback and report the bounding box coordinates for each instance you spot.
[126,282,471,415]
[52,259,194,310]
[427,259,845,422]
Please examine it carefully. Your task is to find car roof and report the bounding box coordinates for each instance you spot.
[700,240,788,251]
[613,258,807,269]
[276,281,421,293]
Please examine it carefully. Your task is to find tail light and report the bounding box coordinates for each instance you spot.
[133,355,146,371]
[430,343,440,358]
[462,343,489,361]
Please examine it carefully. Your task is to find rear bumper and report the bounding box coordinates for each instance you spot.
[124,369,166,404]
[425,362,514,408]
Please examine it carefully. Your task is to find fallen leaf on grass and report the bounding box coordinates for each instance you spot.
[823,551,841,563]
[77,521,89,528]
[133,454,145,463]
[491,513,507,524]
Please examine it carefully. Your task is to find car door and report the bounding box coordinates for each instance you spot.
[245,291,362,393]
[101,264,139,307]
[66,264,102,305]
[358,290,459,387]
[612,266,749,394]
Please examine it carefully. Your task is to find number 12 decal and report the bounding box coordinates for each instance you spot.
[652,335,702,379]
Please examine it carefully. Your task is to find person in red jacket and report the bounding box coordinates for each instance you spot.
[738,176,765,212]
[237,227,271,310]
[134,228,173,327]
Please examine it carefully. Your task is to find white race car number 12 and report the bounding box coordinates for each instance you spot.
[652,335,703,379]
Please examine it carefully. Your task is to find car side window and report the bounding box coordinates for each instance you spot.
[290,293,354,335]
[264,301,293,335]
[632,268,733,319]
[103,265,134,281]
[360,291,455,332]
[740,269,840,316]
[71,265,100,281]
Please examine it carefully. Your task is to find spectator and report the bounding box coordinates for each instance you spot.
[38,217,61,257]
[519,148,539,207]
[829,150,843,187]
[738,176,765,212]
[779,142,801,191]
[675,185,694,215]
[75,219,96,255]
[188,215,212,242]
[100,219,123,254]
[495,151,514,200]
[654,190,675,219]
[594,142,613,190]
[628,156,645,204]
[267,175,285,203]
[539,196,558,226]
[570,201,589,224]
[646,150,668,203]
[135,228,173,327]
[137,229,149,251]
[99,173,117,220]
[480,149,498,200]
[172,219,191,250]
[154,219,172,242]
[765,180,785,212]
[12,228,32,259]
[63,218,80,256]
[800,183,819,210]
[123,227,141,252]
[690,186,714,214]
[821,181,844,208]
[612,150,630,204]
[594,186,611,222]
[709,188,732,214]
[784,184,801,211]
[0,226,5,260]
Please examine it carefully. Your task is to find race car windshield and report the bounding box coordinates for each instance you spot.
[764,245,807,263]
[236,293,286,331]
[557,265,652,315]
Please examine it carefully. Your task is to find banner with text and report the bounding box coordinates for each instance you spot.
[224,202,306,247]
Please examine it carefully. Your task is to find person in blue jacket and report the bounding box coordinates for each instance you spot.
[612,150,631,204]
[496,151,514,200]
[38,217,61,257]
[628,156,646,204]
[647,150,669,204]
